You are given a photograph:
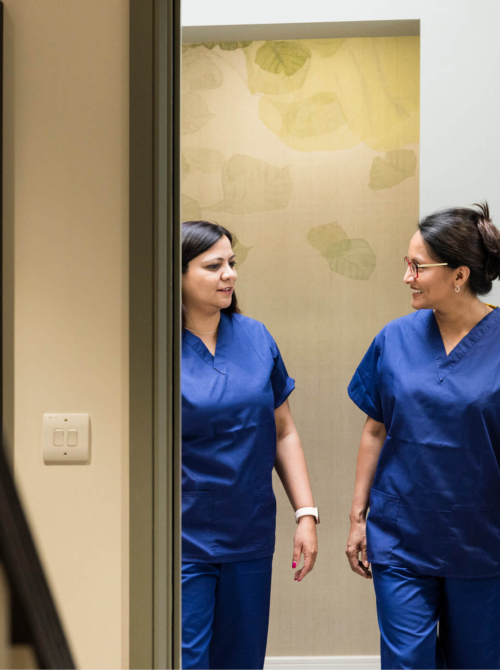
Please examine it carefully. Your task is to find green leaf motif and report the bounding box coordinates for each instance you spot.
[182,93,214,134]
[233,237,253,267]
[327,239,377,280]
[259,96,357,152]
[182,194,201,221]
[369,150,417,190]
[244,47,309,96]
[255,41,311,77]
[204,41,253,51]
[183,148,225,173]
[284,93,346,138]
[307,223,348,257]
[305,38,346,58]
[207,155,292,215]
[182,52,223,92]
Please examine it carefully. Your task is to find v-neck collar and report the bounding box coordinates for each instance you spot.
[425,305,500,382]
[183,312,228,375]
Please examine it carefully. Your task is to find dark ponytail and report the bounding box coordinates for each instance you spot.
[418,202,500,295]
[473,202,500,285]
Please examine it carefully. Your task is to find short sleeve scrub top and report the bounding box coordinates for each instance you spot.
[182,311,295,563]
[348,306,500,578]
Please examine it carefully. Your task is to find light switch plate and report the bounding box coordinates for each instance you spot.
[42,413,90,465]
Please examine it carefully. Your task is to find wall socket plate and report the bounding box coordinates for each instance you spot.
[42,413,91,465]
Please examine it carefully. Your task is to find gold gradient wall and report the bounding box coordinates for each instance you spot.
[182,36,419,656]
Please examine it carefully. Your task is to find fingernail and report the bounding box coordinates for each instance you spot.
[292,562,297,568]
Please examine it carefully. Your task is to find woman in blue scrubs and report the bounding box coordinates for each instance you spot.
[182,220,319,670]
[346,203,500,669]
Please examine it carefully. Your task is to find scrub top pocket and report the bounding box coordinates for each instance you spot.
[182,492,215,559]
[367,488,401,564]
[212,486,277,558]
[258,485,277,521]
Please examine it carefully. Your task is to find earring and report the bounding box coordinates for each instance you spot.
[455,285,461,293]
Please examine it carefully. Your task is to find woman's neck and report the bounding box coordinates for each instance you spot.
[433,295,490,333]
[184,308,221,334]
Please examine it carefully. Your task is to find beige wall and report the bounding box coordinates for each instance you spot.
[2,2,129,668]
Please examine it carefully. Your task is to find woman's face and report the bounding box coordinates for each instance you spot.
[182,235,237,314]
[404,230,459,310]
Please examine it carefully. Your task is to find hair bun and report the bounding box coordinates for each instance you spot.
[473,202,500,281]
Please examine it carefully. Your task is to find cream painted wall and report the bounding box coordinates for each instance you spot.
[182,0,500,306]
[2,1,129,668]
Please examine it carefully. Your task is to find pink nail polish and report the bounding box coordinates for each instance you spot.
[292,562,297,568]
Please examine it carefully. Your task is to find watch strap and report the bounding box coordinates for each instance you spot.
[295,507,320,524]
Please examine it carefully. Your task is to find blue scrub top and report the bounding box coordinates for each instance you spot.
[182,311,295,563]
[348,306,500,578]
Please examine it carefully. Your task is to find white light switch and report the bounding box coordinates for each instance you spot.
[67,429,78,447]
[42,414,90,465]
[53,429,64,446]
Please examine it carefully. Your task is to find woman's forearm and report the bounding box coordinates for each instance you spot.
[274,401,317,580]
[350,417,386,522]
[275,431,314,511]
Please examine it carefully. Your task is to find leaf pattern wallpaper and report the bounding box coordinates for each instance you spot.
[181,37,419,656]
[182,37,418,280]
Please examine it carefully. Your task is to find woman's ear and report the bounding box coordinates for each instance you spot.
[455,266,470,286]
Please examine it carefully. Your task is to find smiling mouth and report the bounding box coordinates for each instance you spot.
[218,288,233,292]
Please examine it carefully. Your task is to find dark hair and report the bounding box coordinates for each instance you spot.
[182,220,241,328]
[418,202,500,295]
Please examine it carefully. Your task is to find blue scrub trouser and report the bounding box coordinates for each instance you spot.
[372,564,500,669]
[182,556,273,669]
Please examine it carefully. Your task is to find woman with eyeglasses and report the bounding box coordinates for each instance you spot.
[181,220,318,670]
[345,203,500,669]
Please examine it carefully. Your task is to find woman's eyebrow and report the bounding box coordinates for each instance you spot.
[204,255,236,262]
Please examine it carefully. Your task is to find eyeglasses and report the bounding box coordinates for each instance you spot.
[404,256,448,279]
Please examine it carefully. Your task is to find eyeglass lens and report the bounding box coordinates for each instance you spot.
[404,257,418,277]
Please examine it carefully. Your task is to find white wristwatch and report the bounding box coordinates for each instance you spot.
[294,507,320,524]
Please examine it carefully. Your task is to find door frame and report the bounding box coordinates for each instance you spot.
[129,1,182,667]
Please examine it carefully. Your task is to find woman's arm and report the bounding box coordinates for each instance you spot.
[274,399,318,582]
[345,416,386,579]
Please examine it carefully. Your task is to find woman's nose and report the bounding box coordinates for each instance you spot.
[403,267,414,283]
[222,265,237,279]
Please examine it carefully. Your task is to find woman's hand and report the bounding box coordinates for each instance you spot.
[292,516,318,581]
[346,417,385,580]
[346,519,372,579]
